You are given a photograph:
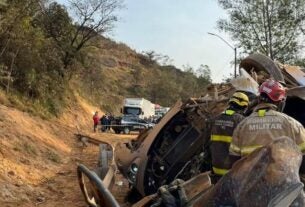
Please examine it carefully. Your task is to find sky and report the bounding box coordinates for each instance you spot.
[57,0,235,82]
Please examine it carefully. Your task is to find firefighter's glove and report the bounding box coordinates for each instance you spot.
[169,179,184,187]
[159,186,177,207]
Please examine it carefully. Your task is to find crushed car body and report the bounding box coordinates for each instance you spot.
[77,53,305,207]
[136,137,304,207]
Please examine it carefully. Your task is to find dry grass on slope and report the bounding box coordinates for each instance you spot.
[0,91,102,206]
[0,104,71,204]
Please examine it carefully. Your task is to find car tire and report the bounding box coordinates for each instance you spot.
[123,127,130,134]
[239,53,284,82]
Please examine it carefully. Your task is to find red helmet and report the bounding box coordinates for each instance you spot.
[259,79,286,102]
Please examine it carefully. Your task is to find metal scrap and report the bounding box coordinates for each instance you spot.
[77,53,305,207]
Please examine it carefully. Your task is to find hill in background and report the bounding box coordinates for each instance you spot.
[0,0,211,117]
[0,1,212,205]
[73,36,212,114]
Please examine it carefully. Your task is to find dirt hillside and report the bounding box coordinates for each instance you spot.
[73,36,210,115]
[0,92,135,207]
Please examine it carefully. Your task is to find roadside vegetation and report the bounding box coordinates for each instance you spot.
[218,0,305,64]
[0,0,212,117]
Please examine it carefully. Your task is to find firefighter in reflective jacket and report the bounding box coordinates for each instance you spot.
[229,79,305,174]
[210,91,249,181]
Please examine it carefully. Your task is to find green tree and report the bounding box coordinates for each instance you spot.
[217,0,305,63]
[39,0,123,74]
[0,0,65,114]
[142,51,173,66]
[196,64,211,89]
[196,64,211,80]
[35,2,73,77]
[147,70,180,105]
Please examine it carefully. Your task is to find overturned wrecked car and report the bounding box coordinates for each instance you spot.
[77,53,305,207]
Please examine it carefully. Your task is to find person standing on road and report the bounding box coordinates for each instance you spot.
[93,111,99,132]
[210,91,249,183]
[100,115,107,132]
[229,79,305,175]
[108,113,114,132]
[104,114,109,132]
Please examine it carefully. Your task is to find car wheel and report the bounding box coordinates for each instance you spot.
[239,53,284,82]
[123,127,130,134]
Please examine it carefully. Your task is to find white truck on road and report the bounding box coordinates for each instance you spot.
[122,98,155,119]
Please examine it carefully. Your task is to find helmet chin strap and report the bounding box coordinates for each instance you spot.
[277,99,286,112]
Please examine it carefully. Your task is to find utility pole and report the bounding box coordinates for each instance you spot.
[208,32,237,77]
[234,47,237,78]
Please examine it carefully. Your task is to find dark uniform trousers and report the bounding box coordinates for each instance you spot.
[210,109,245,182]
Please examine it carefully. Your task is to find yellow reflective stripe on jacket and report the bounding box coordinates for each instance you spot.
[298,142,305,152]
[225,110,235,116]
[213,167,229,176]
[258,109,266,117]
[240,145,263,155]
[230,143,241,154]
[211,135,232,143]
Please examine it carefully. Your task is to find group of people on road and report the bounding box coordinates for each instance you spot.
[92,112,114,133]
[210,79,305,183]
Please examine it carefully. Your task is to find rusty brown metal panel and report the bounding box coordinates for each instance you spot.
[283,66,305,86]
[132,195,156,207]
[132,172,212,207]
[102,165,115,189]
[182,172,212,202]
[193,137,304,207]
[114,101,183,195]
[287,86,305,100]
